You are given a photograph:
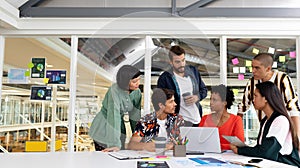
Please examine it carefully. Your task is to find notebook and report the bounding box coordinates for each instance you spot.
[180,127,222,153]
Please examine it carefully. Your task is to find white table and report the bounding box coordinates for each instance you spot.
[0,151,296,168]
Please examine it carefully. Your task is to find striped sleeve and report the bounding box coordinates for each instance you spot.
[242,79,251,113]
[278,72,300,116]
[242,78,258,113]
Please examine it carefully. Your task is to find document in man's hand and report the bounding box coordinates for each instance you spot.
[108,150,153,160]
[222,135,247,147]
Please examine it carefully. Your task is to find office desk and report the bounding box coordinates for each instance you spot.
[0,151,296,168]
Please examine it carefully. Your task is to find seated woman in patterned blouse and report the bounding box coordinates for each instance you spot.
[127,88,184,152]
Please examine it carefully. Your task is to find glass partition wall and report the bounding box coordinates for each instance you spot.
[226,38,297,145]
[0,37,71,152]
[0,36,298,152]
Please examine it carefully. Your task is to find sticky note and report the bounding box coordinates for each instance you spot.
[268,47,275,54]
[43,78,49,84]
[272,61,277,68]
[248,67,252,73]
[245,60,252,67]
[233,67,239,73]
[252,48,259,55]
[28,62,34,68]
[289,51,296,58]
[231,58,239,65]
[25,70,30,77]
[239,67,246,73]
[232,89,239,96]
[279,56,285,63]
[238,74,244,80]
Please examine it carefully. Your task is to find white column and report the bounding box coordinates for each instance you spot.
[0,36,4,110]
[50,85,57,152]
[220,36,227,85]
[143,36,152,115]
[67,36,78,152]
[40,102,45,141]
[296,36,300,98]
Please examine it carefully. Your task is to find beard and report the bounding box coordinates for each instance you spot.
[173,66,185,74]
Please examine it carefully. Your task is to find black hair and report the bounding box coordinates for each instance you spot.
[152,88,175,111]
[253,53,274,67]
[256,81,299,149]
[211,84,235,109]
[116,65,141,90]
[168,45,185,61]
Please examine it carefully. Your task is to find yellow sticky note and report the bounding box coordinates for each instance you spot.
[43,78,49,84]
[279,56,285,62]
[25,70,30,77]
[245,60,252,67]
[252,48,259,55]
[232,89,239,96]
[248,67,252,73]
[28,62,34,68]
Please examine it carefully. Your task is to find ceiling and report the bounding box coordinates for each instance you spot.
[5,0,300,18]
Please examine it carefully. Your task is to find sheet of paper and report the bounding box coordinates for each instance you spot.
[108,150,154,160]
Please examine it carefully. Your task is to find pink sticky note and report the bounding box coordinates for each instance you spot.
[290,51,296,58]
[238,74,244,80]
[231,58,239,65]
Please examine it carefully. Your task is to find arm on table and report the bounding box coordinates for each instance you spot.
[127,134,155,152]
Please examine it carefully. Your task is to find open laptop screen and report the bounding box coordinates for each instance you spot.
[180,127,221,153]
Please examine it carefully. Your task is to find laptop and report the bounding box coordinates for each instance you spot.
[180,127,222,153]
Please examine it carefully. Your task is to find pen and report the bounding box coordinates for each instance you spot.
[184,139,189,145]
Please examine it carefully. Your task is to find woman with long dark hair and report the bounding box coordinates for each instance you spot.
[231,81,300,166]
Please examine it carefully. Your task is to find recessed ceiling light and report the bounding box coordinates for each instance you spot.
[46,64,53,68]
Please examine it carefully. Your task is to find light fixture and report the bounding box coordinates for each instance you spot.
[46,64,53,68]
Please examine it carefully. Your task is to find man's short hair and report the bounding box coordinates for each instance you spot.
[152,88,175,111]
[168,45,185,61]
[253,53,274,67]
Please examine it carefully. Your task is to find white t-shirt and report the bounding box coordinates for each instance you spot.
[259,115,293,155]
[157,118,168,139]
[174,73,200,124]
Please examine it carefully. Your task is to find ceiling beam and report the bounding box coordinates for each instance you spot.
[19,7,173,17]
[19,0,47,15]
[182,8,300,18]
[18,6,300,18]
[178,0,216,16]
[171,0,177,16]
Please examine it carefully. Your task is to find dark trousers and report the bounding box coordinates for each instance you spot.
[184,120,199,127]
[93,140,107,151]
